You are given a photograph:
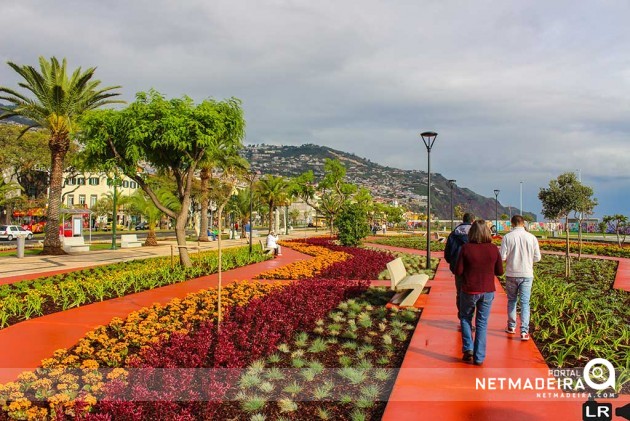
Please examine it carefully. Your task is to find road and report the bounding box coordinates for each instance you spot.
[0,230,192,246]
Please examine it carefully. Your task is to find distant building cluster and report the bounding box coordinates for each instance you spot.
[245,144,428,210]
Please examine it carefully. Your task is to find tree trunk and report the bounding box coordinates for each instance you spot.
[176,207,192,267]
[144,223,159,246]
[268,204,274,233]
[41,135,69,255]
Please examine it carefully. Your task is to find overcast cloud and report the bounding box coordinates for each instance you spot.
[1,0,629,217]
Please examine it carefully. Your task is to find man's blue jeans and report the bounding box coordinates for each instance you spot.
[460,292,494,363]
[506,277,533,334]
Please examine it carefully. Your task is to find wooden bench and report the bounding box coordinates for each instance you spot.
[430,232,447,243]
[121,234,142,248]
[62,236,90,253]
[386,257,429,307]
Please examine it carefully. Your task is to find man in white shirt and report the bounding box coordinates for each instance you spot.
[266,231,281,256]
[500,215,541,341]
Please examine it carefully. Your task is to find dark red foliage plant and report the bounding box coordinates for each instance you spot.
[300,237,394,280]
[89,277,368,420]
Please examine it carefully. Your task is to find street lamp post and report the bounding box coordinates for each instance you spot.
[448,179,456,231]
[420,131,438,270]
[493,189,500,234]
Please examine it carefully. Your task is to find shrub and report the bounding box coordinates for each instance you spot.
[336,203,371,247]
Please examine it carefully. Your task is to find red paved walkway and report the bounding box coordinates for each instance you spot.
[0,248,312,384]
[367,245,630,420]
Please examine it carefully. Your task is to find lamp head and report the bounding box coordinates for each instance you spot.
[448,179,456,185]
[420,131,438,150]
[494,189,500,197]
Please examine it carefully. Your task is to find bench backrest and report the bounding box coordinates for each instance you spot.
[386,258,408,289]
[259,239,265,249]
[63,236,85,246]
[121,234,138,242]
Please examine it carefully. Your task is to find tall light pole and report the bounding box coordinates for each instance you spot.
[519,181,523,216]
[493,189,500,234]
[448,179,456,231]
[421,131,438,270]
[248,170,260,257]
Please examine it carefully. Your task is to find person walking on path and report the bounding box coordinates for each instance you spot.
[444,213,473,321]
[500,214,541,341]
[455,220,504,365]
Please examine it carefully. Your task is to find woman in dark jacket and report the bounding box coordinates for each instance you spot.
[455,220,504,365]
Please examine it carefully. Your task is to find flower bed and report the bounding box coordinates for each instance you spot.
[0,281,284,420]
[88,278,370,420]
[217,288,419,420]
[255,241,350,280]
[537,239,630,258]
[368,236,446,251]
[0,246,272,329]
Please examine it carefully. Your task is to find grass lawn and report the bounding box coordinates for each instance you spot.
[0,248,42,257]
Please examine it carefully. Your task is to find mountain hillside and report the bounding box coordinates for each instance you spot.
[244,144,535,221]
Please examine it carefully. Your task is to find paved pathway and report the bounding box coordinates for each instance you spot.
[0,230,320,285]
[365,243,630,420]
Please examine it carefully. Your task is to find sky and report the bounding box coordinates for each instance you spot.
[1,0,629,219]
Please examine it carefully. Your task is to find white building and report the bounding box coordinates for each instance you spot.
[61,172,139,209]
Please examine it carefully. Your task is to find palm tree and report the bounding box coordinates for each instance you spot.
[226,187,254,238]
[0,57,122,255]
[257,175,290,233]
[127,190,163,246]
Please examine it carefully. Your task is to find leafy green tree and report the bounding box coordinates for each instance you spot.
[500,213,509,220]
[336,202,371,246]
[0,124,51,200]
[293,158,357,234]
[197,139,243,241]
[454,204,465,220]
[0,57,122,254]
[257,175,290,233]
[598,221,608,238]
[0,179,25,224]
[205,155,248,326]
[602,214,628,247]
[289,208,301,227]
[538,172,596,276]
[574,190,597,259]
[79,90,244,267]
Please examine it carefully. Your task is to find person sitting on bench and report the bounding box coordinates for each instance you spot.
[266,231,282,256]
[208,228,218,241]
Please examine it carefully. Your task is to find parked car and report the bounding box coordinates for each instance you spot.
[135,221,149,230]
[0,225,34,240]
[100,223,126,232]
